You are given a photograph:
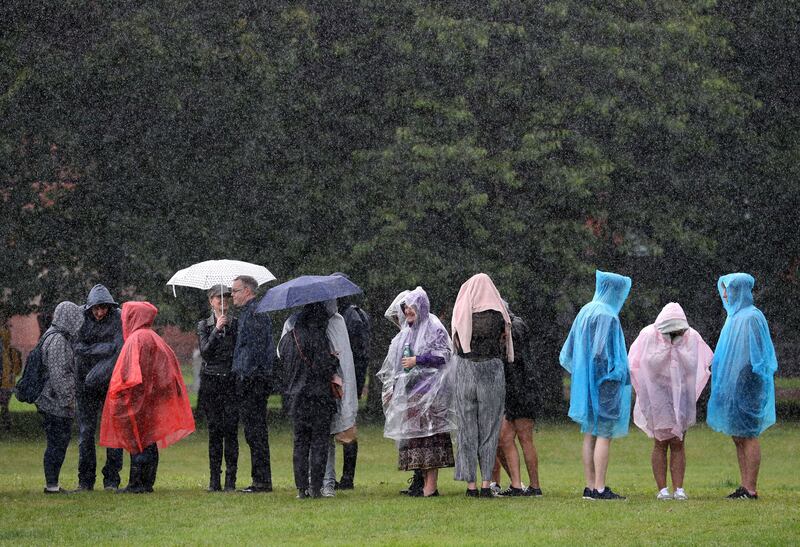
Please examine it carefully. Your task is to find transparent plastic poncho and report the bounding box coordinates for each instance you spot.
[560,271,632,438]
[707,273,777,437]
[377,287,457,440]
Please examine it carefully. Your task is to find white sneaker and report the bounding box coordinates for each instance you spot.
[321,485,336,497]
[489,482,501,495]
[656,488,672,500]
[673,489,688,500]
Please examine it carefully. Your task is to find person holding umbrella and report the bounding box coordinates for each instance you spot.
[197,286,239,492]
[231,275,275,493]
[279,302,340,498]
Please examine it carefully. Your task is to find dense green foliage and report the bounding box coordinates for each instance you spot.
[1,422,799,544]
[2,2,798,416]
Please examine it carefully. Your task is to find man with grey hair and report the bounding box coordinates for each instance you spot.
[231,275,275,493]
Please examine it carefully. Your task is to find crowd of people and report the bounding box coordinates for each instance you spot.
[10,269,778,501]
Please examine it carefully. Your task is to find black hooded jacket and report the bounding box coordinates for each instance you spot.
[74,284,123,392]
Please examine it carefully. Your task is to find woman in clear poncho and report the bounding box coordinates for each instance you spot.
[377,287,455,497]
[629,302,712,500]
[707,273,777,499]
[560,270,631,500]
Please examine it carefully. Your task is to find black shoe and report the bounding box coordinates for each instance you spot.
[522,486,543,497]
[43,487,68,494]
[103,485,119,492]
[582,487,595,500]
[337,478,354,490]
[595,487,626,500]
[465,488,479,498]
[240,483,272,493]
[308,488,322,499]
[224,472,236,492]
[208,475,222,492]
[499,486,525,497]
[296,488,309,499]
[70,485,93,493]
[479,487,497,498]
[116,485,146,494]
[727,486,758,500]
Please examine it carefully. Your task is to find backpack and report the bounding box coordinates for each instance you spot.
[15,330,61,404]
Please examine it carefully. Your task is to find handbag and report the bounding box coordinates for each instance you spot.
[293,330,343,400]
[84,356,116,394]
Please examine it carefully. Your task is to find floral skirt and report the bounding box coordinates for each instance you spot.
[398,432,455,471]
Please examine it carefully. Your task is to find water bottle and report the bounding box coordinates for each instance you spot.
[403,344,413,358]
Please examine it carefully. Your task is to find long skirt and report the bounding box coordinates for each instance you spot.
[398,432,454,471]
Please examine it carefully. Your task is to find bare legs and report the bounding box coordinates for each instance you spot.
[651,436,685,491]
[732,436,761,494]
[422,468,439,496]
[583,434,611,491]
[492,417,541,490]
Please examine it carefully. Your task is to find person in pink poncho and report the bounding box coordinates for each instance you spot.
[628,302,712,500]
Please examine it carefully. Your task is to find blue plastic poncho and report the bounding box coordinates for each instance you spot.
[707,273,777,437]
[560,271,632,438]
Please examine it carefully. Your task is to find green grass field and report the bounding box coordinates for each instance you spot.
[1,415,798,545]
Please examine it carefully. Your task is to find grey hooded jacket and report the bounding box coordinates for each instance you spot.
[35,301,84,418]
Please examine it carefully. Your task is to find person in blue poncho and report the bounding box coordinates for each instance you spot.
[560,270,632,501]
[707,273,777,500]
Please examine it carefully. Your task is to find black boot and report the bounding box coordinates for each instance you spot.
[224,469,237,492]
[400,469,424,496]
[118,462,145,494]
[338,441,357,489]
[143,450,158,493]
[208,473,222,492]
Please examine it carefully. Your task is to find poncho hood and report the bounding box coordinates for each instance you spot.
[122,301,158,340]
[592,270,632,314]
[384,290,410,328]
[718,273,755,316]
[655,302,690,334]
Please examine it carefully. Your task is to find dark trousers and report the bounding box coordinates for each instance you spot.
[292,400,334,492]
[200,374,239,479]
[41,412,72,487]
[129,443,159,491]
[239,376,271,486]
[341,441,358,483]
[77,391,123,488]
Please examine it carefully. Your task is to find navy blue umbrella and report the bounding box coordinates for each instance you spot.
[255,275,363,313]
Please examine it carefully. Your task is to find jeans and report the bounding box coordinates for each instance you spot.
[41,412,72,487]
[200,374,239,479]
[77,391,123,488]
[239,375,271,486]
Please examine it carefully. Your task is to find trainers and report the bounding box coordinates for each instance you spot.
[43,487,68,495]
[321,485,336,498]
[595,487,626,500]
[522,486,543,497]
[489,482,501,495]
[296,488,309,499]
[726,486,758,500]
[657,488,672,500]
[673,489,688,501]
[70,485,93,493]
[479,487,498,498]
[465,488,479,498]
[499,486,525,497]
[582,487,595,500]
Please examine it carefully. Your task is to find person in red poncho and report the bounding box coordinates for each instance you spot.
[100,301,195,493]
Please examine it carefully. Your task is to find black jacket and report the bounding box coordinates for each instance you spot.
[279,306,338,415]
[74,284,123,391]
[339,304,371,376]
[197,314,238,376]
[232,299,275,379]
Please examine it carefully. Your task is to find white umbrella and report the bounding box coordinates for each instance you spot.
[166,259,277,314]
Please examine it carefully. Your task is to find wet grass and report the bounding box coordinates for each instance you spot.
[1,419,798,545]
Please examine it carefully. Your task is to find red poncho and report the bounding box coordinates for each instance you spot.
[100,301,195,454]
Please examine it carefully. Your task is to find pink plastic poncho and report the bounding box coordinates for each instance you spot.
[629,303,712,441]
